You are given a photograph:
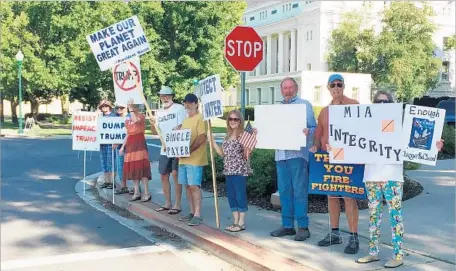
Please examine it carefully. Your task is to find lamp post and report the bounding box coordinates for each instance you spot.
[16,50,24,134]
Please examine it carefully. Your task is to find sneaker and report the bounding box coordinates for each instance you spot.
[187,216,203,226]
[179,213,194,221]
[344,235,360,254]
[294,228,311,241]
[317,232,343,247]
[384,259,404,268]
[270,227,296,237]
[356,255,380,264]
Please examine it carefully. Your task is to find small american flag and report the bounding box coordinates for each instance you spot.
[239,121,257,150]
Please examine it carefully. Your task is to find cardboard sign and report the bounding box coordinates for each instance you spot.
[112,57,144,104]
[199,74,224,120]
[328,103,403,164]
[72,112,99,151]
[97,117,127,144]
[402,105,446,166]
[164,129,191,158]
[309,151,366,199]
[254,104,307,150]
[86,15,151,71]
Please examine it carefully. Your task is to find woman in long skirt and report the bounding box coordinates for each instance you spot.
[120,102,151,202]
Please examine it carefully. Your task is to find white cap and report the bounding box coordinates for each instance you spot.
[158,86,174,95]
[115,102,127,108]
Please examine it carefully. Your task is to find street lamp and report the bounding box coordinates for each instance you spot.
[16,50,24,134]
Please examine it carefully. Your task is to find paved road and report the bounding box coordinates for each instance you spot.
[1,137,235,271]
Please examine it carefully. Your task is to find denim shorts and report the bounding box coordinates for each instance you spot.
[178,165,203,186]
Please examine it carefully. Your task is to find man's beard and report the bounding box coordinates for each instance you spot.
[162,100,172,107]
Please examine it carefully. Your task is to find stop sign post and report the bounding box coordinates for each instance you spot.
[224,26,264,116]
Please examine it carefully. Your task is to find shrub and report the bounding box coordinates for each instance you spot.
[404,161,420,170]
[203,147,276,198]
[441,124,455,156]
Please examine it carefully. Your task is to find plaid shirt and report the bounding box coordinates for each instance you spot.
[275,96,317,162]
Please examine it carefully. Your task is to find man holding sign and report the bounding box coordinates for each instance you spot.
[311,74,360,254]
[178,93,208,226]
[150,86,187,215]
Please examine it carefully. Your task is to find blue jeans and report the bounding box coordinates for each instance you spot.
[225,175,248,212]
[178,165,203,186]
[276,158,309,228]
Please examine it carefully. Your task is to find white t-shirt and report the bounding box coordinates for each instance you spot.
[363,164,404,183]
[156,103,187,155]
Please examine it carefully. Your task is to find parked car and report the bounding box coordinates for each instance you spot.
[436,99,455,125]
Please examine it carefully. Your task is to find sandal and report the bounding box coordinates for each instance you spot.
[106,183,114,189]
[228,224,246,232]
[100,183,110,188]
[115,187,129,194]
[129,194,141,201]
[141,194,151,202]
[225,224,236,231]
[155,206,170,212]
[168,209,182,215]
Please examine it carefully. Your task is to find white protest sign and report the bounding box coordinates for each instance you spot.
[328,103,403,164]
[86,15,151,71]
[402,105,446,166]
[97,117,127,144]
[199,74,224,121]
[72,111,99,151]
[112,57,144,104]
[254,104,307,150]
[164,129,191,158]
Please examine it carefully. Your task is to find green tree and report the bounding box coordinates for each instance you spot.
[444,35,456,51]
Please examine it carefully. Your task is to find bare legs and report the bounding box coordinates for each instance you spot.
[161,170,182,210]
[328,196,359,232]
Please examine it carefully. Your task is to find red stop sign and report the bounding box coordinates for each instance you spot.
[224,25,264,72]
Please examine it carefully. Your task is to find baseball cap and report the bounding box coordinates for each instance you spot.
[183,93,198,103]
[115,102,127,108]
[158,86,174,95]
[328,73,344,83]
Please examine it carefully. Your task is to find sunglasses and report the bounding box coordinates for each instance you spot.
[374,99,393,103]
[228,118,240,122]
[116,107,125,110]
[329,83,344,88]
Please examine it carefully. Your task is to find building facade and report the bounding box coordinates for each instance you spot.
[230,0,455,106]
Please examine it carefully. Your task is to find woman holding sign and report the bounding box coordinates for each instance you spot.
[209,110,252,232]
[120,101,152,202]
[354,91,444,268]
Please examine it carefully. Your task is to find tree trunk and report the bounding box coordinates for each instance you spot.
[11,100,18,124]
[30,98,39,118]
[0,97,4,123]
[61,94,70,116]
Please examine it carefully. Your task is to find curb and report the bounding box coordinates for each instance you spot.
[93,175,315,271]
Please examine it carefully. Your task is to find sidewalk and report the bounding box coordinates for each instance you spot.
[93,161,455,271]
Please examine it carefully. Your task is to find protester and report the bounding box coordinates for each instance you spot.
[150,86,187,215]
[260,77,317,241]
[114,102,129,195]
[310,73,361,254]
[120,100,151,202]
[356,91,445,268]
[178,93,208,226]
[209,109,252,232]
[98,99,116,189]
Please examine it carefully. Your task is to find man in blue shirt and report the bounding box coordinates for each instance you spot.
[269,77,317,241]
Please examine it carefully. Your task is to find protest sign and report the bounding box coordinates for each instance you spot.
[199,74,224,121]
[164,129,191,158]
[328,103,403,164]
[97,117,127,144]
[402,105,446,166]
[86,15,150,71]
[309,151,366,199]
[112,57,144,104]
[254,104,307,150]
[72,111,99,151]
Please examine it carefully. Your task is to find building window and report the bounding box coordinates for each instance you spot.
[292,3,299,8]
[313,86,322,104]
[260,11,268,20]
[271,9,277,15]
[306,31,309,41]
[246,89,250,105]
[270,87,275,104]
[307,63,312,70]
[442,61,450,81]
[249,16,255,21]
[352,87,359,100]
[310,31,313,40]
[257,88,262,104]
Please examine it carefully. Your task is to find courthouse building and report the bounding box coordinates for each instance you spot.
[225,0,456,106]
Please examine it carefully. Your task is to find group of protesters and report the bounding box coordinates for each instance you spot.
[96,73,444,269]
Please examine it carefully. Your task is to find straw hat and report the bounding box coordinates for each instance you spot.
[97,99,113,110]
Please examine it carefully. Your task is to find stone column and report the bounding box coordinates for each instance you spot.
[278,32,284,73]
[267,35,272,75]
[290,29,296,72]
